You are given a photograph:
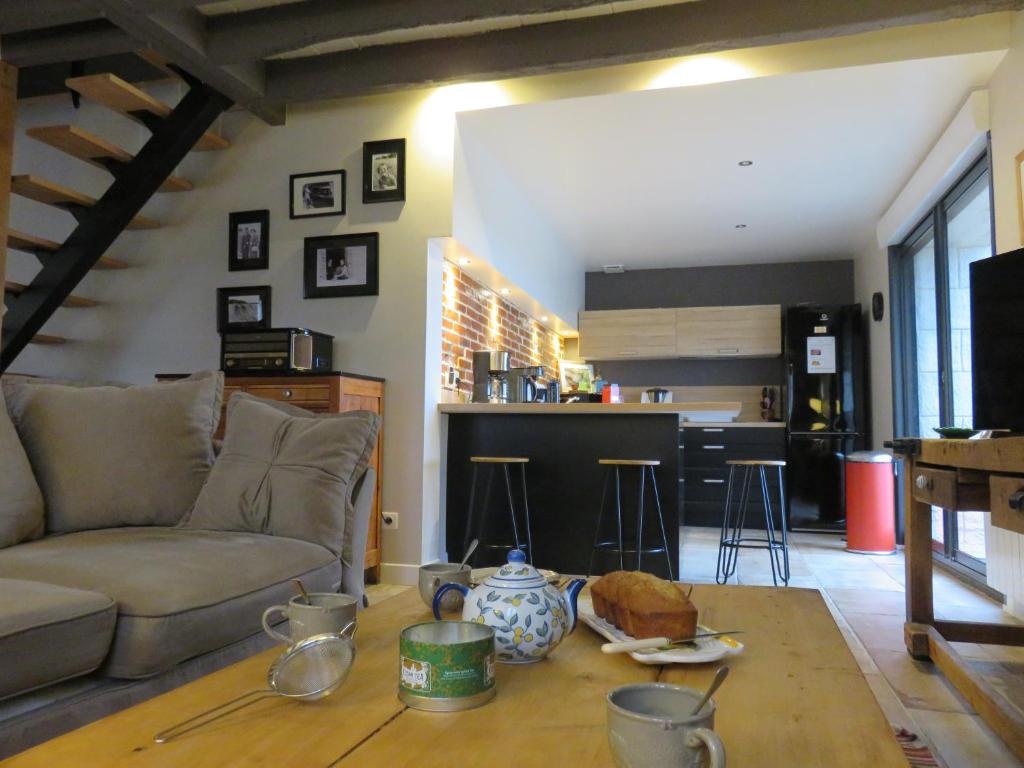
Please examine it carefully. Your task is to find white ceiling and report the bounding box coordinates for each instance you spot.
[455,51,1005,271]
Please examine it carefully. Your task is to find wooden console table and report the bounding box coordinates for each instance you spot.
[892,436,1024,760]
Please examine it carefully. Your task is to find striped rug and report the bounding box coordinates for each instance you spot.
[893,727,940,767]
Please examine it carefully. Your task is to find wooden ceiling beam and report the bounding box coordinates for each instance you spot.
[266,0,1024,103]
[1,20,137,68]
[0,2,100,35]
[206,0,636,65]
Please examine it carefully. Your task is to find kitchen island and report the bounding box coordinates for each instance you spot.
[440,402,743,577]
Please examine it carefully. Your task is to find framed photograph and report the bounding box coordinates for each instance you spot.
[304,232,379,299]
[1016,149,1024,246]
[228,209,269,271]
[559,361,595,393]
[290,169,346,219]
[217,285,271,333]
[362,138,405,203]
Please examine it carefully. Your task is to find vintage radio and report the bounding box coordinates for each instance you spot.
[221,328,333,373]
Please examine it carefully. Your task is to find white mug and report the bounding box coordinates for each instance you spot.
[262,593,358,646]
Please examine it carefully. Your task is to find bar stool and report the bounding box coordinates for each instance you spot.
[588,459,673,579]
[716,459,789,586]
[463,457,534,564]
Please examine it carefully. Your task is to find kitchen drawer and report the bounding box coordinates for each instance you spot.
[246,384,331,406]
[910,465,990,511]
[990,475,1024,535]
[684,467,780,503]
[683,445,786,469]
[682,427,785,449]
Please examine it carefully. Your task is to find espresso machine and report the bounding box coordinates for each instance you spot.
[508,366,544,403]
[472,350,510,404]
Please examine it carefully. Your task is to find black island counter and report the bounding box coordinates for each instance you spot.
[440,402,737,579]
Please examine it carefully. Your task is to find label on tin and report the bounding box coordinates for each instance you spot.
[401,657,431,691]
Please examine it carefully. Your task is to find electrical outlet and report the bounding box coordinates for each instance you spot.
[382,512,399,530]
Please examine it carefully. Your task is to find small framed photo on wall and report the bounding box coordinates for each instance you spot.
[303,232,380,299]
[290,169,346,219]
[228,209,270,271]
[362,138,405,203]
[217,285,272,333]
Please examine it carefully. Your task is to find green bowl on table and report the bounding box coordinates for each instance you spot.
[933,427,980,439]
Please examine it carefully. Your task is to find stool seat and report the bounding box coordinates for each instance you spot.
[470,456,530,464]
[726,459,786,467]
[598,459,661,467]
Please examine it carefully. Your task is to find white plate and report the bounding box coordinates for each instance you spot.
[471,567,560,585]
[578,594,744,665]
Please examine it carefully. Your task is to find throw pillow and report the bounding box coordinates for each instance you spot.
[181,393,381,559]
[0,387,44,547]
[5,371,223,533]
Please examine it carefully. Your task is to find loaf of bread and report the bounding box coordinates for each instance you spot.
[591,571,698,640]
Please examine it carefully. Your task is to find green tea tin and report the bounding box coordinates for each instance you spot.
[399,621,496,711]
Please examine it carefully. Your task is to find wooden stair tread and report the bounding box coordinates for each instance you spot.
[30,334,66,345]
[25,125,193,192]
[64,74,229,152]
[11,175,161,230]
[5,281,98,308]
[6,230,128,270]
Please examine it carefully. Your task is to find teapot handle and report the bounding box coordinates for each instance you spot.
[432,583,470,619]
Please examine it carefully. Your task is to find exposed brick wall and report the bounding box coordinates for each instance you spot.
[441,261,563,394]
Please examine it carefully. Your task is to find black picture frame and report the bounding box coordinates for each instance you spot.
[362,138,405,203]
[217,285,272,333]
[228,209,270,271]
[303,232,379,299]
[289,169,346,219]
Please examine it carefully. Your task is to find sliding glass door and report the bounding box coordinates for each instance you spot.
[891,154,994,577]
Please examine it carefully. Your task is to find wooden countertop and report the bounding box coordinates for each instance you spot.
[439,401,742,415]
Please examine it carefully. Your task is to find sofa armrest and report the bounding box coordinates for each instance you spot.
[341,467,376,606]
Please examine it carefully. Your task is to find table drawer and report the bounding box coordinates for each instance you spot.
[911,465,990,511]
[991,475,1024,535]
[245,384,331,405]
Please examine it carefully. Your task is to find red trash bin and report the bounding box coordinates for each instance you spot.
[845,451,896,555]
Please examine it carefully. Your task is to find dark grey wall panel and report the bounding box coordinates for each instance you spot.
[584,260,854,386]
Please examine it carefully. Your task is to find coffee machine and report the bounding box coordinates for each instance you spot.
[472,350,510,404]
[508,366,544,403]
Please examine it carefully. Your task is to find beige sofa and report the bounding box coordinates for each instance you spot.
[0,372,379,756]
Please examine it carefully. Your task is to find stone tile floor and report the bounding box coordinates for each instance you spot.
[367,529,1024,767]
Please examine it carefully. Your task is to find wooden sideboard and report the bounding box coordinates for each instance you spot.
[892,436,1024,761]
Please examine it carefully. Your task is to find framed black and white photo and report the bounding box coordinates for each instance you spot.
[362,139,405,203]
[289,169,346,219]
[217,285,272,332]
[228,209,270,271]
[303,232,379,299]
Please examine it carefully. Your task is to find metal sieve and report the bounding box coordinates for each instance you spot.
[154,625,356,743]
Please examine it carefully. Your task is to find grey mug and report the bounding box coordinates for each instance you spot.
[419,562,472,612]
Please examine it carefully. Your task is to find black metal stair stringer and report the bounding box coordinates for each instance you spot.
[1,81,233,372]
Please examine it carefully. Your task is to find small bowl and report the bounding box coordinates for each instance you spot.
[933,427,980,439]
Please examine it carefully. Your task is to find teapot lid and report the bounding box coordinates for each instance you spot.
[484,549,546,588]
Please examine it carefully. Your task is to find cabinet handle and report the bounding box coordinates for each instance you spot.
[1009,490,1024,511]
[703,445,726,450]
[915,475,933,491]
[617,351,639,356]
[717,348,740,354]
[703,478,726,485]
[282,389,293,399]
[702,428,725,433]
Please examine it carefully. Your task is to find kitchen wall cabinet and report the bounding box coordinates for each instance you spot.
[675,305,781,357]
[577,304,782,361]
[577,308,677,360]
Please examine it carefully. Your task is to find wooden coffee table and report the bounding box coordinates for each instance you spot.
[1,586,906,767]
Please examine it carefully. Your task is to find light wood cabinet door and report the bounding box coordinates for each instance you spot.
[577,308,677,360]
[675,305,781,357]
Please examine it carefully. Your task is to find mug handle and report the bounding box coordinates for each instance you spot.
[261,605,291,645]
[685,728,726,768]
[432,583,470,619]
[340,619,358,640]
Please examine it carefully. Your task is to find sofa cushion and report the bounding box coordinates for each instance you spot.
[0,388,44,548]
[0,528,339,678]
[182,393,380,557]
[0,579,116,700]
[4,371,223,533]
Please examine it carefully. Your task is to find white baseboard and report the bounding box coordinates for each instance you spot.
[380,562,422,586]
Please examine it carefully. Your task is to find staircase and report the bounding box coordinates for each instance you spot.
[1,72,232,372]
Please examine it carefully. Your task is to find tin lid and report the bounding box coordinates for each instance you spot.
[484,549,546,589]
[847,451,893,464]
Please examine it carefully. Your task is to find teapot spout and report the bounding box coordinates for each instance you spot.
[561,578,586,633]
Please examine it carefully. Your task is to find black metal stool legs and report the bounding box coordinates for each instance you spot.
[716,461,790,586]
[519,463,534,564]
[464,459,533,566]
[647,466,674,580]
[587,470,612,577]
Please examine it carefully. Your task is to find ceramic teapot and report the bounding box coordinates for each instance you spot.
[432,549,585,664]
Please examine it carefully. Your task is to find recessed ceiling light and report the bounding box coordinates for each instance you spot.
[738,160,753,166]
[735,224,747,229]
[500,288,512,295]
[458,257,471,266]
[540,316,549,322]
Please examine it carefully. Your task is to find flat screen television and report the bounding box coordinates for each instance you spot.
[971,247,1024,432]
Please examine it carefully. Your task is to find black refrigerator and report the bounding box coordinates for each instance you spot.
[784,305,867,532]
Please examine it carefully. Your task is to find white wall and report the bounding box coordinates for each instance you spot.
[854,241,894,449]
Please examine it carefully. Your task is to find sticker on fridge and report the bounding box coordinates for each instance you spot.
[807,336,836,374]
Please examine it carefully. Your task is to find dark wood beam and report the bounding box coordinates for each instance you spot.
[206,0,635,64]
[1,20,136,68]
[0,2,100,35]
[266,0,1024,103]
[97,0,285,125]
[16,54,166,99]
